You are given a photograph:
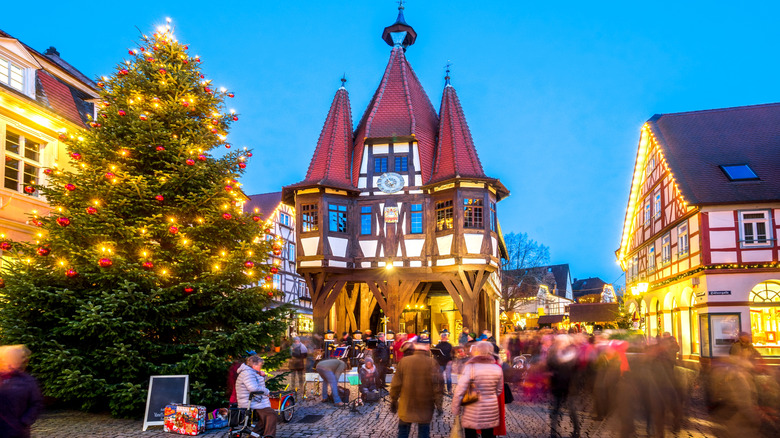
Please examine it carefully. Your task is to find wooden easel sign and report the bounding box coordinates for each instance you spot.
[142,375,189,431]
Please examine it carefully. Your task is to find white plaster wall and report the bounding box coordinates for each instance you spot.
[300,237,319,256]
[711,251,737,263]
[414,175,422,186]
[464,234,484,254]
[394,143,409,153]
[299,260,321,267]
[359,240,378,258]
[437,258,455,266]
[362,262,372,268]
[463,258,487,264]
[410,260,422,267]
[358,177,367,188]
[373,144,389,154]
[710,231,736,249]
[492,237,498,257]
[330,261,347,267]
[742,250,773,262]
[405,239,425,257]
[360,145,369,174]
[329,237,348,257]
[437,235,454,255]
[708,211,735,228]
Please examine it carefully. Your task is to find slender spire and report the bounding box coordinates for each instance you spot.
[444,60,452,87]
[382,3,417,48]
[340,74,347,89]
[301,83,354,188]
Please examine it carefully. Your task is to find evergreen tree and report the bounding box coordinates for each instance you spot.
[0,25,290,416]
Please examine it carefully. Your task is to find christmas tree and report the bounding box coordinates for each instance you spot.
[0,23,290,416]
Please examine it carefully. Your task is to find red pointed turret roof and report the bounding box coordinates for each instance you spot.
[429,83,485,183]
[352,46,439,184]
[298,85,354,189]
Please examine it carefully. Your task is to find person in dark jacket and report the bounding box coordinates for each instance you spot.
[434,333,453,393]
[289,337,308,393]
[375,332,391,390]
[390,340,443,438]
[0,345,43,438]
[547,336,581,438]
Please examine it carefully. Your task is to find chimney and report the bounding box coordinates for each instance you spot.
[44,46,60,57]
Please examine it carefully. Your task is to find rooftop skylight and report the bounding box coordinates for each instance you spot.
[720,164,759,181]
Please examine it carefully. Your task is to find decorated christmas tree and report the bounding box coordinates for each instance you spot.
[0,23,290,416]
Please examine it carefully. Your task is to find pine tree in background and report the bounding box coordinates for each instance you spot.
[0,24,290,417]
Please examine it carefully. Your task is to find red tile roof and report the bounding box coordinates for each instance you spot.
[301,86,354,188]
[648,102,780,205]
[352,47,439,183]
[429,84,485,183]
[36,70,85,126]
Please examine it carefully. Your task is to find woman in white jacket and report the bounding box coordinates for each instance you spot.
[235,356,276,437]
[451,341,504,438]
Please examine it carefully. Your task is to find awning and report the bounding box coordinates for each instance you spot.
[537,314,566,325]
[568,303,619,323]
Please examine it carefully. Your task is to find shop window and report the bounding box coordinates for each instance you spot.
[750,280,780,357]
[301,203,318,232]
[435,200,453,231]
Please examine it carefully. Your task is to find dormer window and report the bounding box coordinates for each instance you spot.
[720,164,758,181]
[0,56,24,92]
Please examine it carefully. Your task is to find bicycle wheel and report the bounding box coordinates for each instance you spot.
[281,396,295,422]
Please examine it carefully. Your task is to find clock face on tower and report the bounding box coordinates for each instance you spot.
[376,172,405,194]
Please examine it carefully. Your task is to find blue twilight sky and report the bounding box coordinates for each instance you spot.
[4,1,780,287]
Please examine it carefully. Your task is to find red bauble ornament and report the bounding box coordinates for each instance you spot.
[250,216,260,222]
[238,162,246,169]
[270,266,279,274]
[199,74,204,78]
[71,152,82,160]
[197,155,207,161]
[225,144,231,149]
[0,242,12,250]
[86,206,97,215]
[159,68,167,74]
[118,110,126,116]
[44,168,53,175]
[24,186,35,194]
[168,225,179,234]
[247,152,253,157]
[265,228,273,234]
[65,269,78,278]
[182,60,188,64]
[222,213,232,220]
[139,114,148,121]
[265,275,273,282]
[31,220,43,227]
[105,172,115,180]
[186,159,195,166]
[182,101,189,107]
[56,217,70,227]
[99,258,112,268]
[140,47,145,52]
[119,69,128,75]
[156,145,165,151]
[65,183,76,191]
[228,92,235,98]
[184,286,195,294]
[210,128,218,134]
[273,248,282,256]
[155,195,164,202]
[232,116,238,121]
[142,261,154,270]
[97,82,105,88]
[204,87,211,93]
[244,260,255,268]
[225,185,232,191]
[128,50,135,55]
[267,292,273,297]
[90,122,99,127]
[211,119,219,125]
[36,247,50,256]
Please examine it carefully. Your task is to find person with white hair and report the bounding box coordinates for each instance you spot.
[0,345,43,438]
[235,355,276,437]
[451,341,503,438]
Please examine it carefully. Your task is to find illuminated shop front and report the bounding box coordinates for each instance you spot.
[750,280,780,357]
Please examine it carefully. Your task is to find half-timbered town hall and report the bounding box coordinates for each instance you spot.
[282,8,509,339]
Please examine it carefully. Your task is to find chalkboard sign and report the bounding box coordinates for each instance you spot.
[142,375,189,431]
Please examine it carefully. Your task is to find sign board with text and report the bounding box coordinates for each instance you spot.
[142,375,189,431]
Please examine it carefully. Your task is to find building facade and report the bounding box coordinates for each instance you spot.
[245,192,313,334]
[282,8,509,340]
[617,104,780,362]
[0,31,97,249]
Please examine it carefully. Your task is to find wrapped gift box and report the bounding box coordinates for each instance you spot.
[163,404,206,435]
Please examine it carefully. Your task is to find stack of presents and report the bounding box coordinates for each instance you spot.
[164,404,228,435]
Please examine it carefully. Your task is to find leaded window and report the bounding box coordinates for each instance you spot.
[435,200,453,231]
[301,203,318,232]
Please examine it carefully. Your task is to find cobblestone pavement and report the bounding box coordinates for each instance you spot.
[32,382,733,438]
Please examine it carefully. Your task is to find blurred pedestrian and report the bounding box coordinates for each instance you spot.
[375,332,391,390]
[730,332,761,363]
[452,341,503,438]
[390,339,443,438]
[315,358,347,406]
[459,327,471,346]
[434,333,453,394]
[0,345,43,438]
[547,335,581,438]
[235,355,276,438]
[289,336,308,393]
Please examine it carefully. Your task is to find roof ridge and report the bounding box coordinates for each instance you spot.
[654,101,780,119]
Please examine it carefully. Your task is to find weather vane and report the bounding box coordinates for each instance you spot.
[397,0,405,10]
